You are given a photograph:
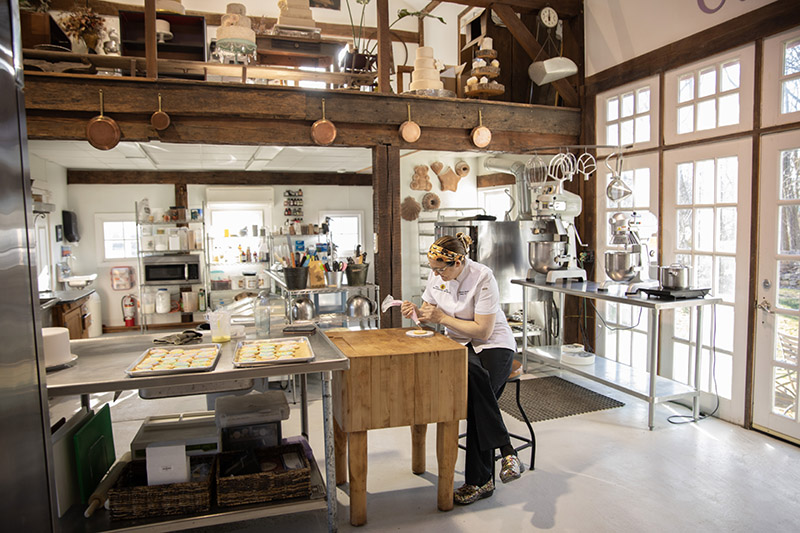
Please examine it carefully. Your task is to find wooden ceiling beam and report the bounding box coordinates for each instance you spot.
[491,4,579,108]
[67,170,371,186]
[445,1,582,17]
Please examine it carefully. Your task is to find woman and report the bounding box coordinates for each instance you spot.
[401,233,523,505]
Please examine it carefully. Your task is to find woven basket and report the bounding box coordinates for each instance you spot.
[216,444,311,507]
[108,456,214,520]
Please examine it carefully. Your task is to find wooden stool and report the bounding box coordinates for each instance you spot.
[458,359,537,472]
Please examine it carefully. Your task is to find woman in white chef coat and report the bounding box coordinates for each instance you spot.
[401,233,522,505]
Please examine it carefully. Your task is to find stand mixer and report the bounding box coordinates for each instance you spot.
[598,211,658,294]
[526,152,588,283]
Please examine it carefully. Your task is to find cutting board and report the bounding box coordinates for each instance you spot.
[73,404,115,504]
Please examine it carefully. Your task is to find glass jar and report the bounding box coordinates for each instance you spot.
[155,288,170,314]
[142,290,155,314]
[253,290,271,337]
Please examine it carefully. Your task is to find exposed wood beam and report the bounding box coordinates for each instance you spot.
[440,1,581,17]
[373,145,402,328]
[144,0,156,78]
[476,172,514,188]
[585,0,800,96]
[491,4,579,108]
[67,170,372,186]
[421,1,443,16]
[47,0,418,44]
[377,0,391,93]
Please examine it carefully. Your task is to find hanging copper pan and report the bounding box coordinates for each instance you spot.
[311,98,337,146]
[86,89,120,150]
[151,93,171,131]
[470,109,491,148]
[398,103,420,143]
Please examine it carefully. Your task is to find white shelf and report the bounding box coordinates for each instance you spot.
[523,345,698,404]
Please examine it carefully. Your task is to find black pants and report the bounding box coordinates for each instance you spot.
[465,343,514,486]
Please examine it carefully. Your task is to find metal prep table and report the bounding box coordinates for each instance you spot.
[47,324,349,533]
[512,279,721,430]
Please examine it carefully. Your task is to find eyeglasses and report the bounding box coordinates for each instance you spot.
[430,262,454,274]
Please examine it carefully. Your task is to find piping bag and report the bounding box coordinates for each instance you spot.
[381,295,420,327]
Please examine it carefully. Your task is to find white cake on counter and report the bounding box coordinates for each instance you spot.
[410,46,443,91]
[277,0,317,29]
[217,3,256,44]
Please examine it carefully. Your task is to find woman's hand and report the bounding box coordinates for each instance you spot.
[400,301,419,320]
[417,304,444,324]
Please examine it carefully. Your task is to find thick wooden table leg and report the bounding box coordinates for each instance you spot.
[334,417,347,486]
[435,420,458,511]
[348,430,368,526]
[411,424,427,474]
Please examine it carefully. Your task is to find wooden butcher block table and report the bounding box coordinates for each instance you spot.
[326,328,468,526]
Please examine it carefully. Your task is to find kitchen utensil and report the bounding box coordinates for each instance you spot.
[325,270,343,287]
[207,309,232,342]
[606,177,633,202]
[346,295,375,318]
[311,98,336,146]
[604,250,640,282]
[471,109,492,148]
[151,93,171,131]
[381,294,419,325]
[84,452,131,517]
[86,89,120,150]
[528,240,567,274]
[399,103,421,143]
[291,297,316,321]
[658,263,692,290]
[233,337,315,367]
[125,343,221,376]
[576,152,596,179]
[74,404,115,504]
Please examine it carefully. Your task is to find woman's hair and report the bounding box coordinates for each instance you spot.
[428,232,472,263]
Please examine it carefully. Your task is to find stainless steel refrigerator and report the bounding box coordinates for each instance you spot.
[1,1,56,529]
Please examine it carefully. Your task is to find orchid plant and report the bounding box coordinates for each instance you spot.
[345,1,446,56]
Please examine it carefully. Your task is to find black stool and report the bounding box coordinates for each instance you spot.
[458,360,536,472]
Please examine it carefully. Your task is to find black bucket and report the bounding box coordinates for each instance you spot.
[283,267,309,291]
[345,263,369,286]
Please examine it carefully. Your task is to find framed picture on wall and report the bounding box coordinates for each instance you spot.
[310,0,340,10]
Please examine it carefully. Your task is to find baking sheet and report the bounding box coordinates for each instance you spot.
[233,337,315,367]
[125,343,221,377]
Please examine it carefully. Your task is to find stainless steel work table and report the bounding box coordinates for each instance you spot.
[48,325,349,533]
[512,279,720,430]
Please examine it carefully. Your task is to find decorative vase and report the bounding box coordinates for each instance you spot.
[70,37,88,54]
[82,33,99,53]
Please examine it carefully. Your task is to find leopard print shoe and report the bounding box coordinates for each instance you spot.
[453,478,495,505]
[499,454,524,483]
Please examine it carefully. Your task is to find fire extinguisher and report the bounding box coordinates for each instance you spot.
[122,294,137,327]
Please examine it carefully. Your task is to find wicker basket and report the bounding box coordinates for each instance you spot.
[107,456,214,520]
[216,444,311,507]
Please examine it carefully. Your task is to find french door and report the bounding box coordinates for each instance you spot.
[753,130,800,442]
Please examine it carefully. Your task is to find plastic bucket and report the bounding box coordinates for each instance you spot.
[325,271,343,288]
[283,267,309,291]
[345,263,369,286]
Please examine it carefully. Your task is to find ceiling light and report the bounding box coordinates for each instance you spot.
[528,57,578,86]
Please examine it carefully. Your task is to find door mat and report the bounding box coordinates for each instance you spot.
[498,376,624,423]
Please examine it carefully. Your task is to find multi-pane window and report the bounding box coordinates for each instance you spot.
[781,39,800,115]
[605,87,652,146]
[103,220,137,260]
[676,60,741,134]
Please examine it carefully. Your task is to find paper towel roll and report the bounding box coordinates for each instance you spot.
[42,327,74,368]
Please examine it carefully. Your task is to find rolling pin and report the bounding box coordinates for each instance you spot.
[84,452,131,518]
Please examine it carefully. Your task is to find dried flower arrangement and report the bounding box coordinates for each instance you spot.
[61,6,106,44]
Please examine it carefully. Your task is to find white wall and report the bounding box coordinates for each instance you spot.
[28,154,69,292]
[584,0,777,76]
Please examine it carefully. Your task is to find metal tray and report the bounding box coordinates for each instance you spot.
[233,337,315,368]
[125,343,222,377]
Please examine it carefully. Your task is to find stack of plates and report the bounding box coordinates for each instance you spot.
[560,344,595,365]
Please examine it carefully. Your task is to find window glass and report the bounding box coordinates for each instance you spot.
[102,220,137,260]
[695,208,715,251]
[606,124,619,146]
[621,92,635,117]
[321,212,363,257]
[620,119,634,145]
[718,93,740,126]
[782,79,800,114]
[716,207,738,253]
[780,148,800,200]
[698,68,717,98]
[607,97,619,121]
[717,156,739,203]
[633,168,651,207]
[695,159,715,204]
[695,254,714,288]
[783,39,800,76]
[677,209,693,249]
[721,61,740,91]
[696,99,716,130]
[637,87,650,113]
[677,163,694,204]
[678,75,694,103]
[635,116,650,143]
[678,105,694,134]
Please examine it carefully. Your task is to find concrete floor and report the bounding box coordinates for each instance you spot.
[50,366,800,533]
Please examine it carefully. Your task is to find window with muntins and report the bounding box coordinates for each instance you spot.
[596,77,658,152]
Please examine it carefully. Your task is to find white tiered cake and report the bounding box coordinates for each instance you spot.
[216,3,256,44]
[410,46,443,91]
[277,0,317,29]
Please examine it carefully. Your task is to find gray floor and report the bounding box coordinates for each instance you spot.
[50,367,800,533]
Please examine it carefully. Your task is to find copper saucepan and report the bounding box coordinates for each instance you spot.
[151,93,171,131]
[311,98,337,146]
[86,89,120,150]
[398,103,420,143]
[470,109,491,148]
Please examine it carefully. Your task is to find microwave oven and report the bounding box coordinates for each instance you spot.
[143,254,201,285]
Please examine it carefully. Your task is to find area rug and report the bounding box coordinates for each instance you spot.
[498,376,624,423]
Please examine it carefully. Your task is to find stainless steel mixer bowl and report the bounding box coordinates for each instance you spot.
[528,240,567,274]
[604,250,640,282]
[346,295,374,318]
[291,297,316,321]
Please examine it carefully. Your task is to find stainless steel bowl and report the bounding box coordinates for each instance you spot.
[346,295,375,318]
[291,297,316,321]
[604,250,640,282]
[658,263,692,290]
[528,240,567,274]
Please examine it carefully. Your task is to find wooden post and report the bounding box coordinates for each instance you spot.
[348,430,368,526]
[436,420,458,512]
[372,145,402,328]
[376,0,391,93]
[411,424,427,474]
[334,418,347,485]
[144,0,157,78]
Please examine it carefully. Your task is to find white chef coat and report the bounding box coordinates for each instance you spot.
[421,258,516,353]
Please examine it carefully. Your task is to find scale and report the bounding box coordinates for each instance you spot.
[640,287,711,300]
